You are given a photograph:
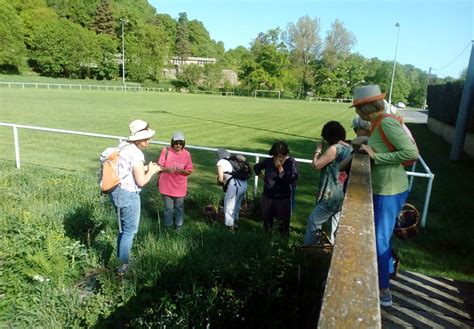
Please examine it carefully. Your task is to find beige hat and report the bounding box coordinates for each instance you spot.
[350,85,385,108]
[127,119,155,141]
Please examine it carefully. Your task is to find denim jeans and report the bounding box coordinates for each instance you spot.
[110,187,141,264]
[373,189,409,289]
[304,201,341,246]
[162,194,184,227]
[223,179,247,227]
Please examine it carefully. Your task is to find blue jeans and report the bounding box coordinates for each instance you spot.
[162,194,184,227]
[110,187,141,264]
[374,190,409,289]
[223,179,247,227]
[304,201,341,246]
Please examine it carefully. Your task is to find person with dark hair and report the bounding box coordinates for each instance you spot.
[156,131,193,230]
[303,121,351,246]
[253,141,298,235]
[351,85,418,307]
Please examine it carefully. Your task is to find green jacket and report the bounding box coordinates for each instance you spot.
[369,116,418,195]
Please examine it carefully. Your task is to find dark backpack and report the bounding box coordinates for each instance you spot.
[223,154,252,192]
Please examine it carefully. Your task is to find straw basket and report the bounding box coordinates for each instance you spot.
[393,203,420,240]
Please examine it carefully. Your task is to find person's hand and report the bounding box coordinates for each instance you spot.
[359,144,375,158]
[315,142,324,153]
[148,162,161,174]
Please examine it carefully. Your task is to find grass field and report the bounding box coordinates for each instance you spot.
[1,86,473,326]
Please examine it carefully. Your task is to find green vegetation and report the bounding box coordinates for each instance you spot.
[0,1,463,106]
[1,89,473,327]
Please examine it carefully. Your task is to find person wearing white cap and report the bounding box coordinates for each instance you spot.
[351,85,418,307]
[111,119,161,275]
[156,131,194,230]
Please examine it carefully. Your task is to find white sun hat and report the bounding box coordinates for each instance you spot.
[127,119,155,141]
[350,85,386,108]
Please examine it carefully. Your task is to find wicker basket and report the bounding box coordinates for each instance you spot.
[393,203,420,240]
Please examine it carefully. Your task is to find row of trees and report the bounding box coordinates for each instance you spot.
[1,0,464,106]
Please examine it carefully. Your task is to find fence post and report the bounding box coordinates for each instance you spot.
[13,125,21,169]
[253,155,259,198]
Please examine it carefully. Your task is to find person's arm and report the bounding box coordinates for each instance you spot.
[365,118,418,164]
[253,159,268,177]
[339,154,353,171]
[133,161,161,187]
[312,144,337,170]
[216,164,225,186]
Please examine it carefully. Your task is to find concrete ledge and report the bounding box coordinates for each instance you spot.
[427,117,474,158]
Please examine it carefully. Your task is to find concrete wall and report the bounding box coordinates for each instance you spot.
[427,117,474,158]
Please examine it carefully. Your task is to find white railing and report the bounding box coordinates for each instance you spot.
[188,90,234,96]
[307,97,352,103]
[0,122,434,227]
[0,81,165,93]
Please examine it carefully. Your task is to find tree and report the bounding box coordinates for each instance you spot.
[283,15,321,97]
[91,33,118,80]
[322,19,356,66]
[239,29,289,91]
[92,0,115,36]
[31,19,99,78]
[202,63,223,89]
[222,46,249,71]
[177,64,202,87]
[0,0,27,73]
[125,23,169,82]
[154,13,177,55]
[188,19,214,57]
[175,12,191,58]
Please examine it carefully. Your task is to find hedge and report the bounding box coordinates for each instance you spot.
[427,81,474,133]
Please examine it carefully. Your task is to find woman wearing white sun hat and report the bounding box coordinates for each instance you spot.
[110,119,161,275]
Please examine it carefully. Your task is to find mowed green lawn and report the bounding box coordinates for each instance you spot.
[0,88,354,225]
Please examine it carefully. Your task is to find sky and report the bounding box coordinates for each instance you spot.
[149,0,473,78]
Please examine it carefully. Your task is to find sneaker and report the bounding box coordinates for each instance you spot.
[117,263,129,276]
[175,225,182,232]
[380,289,393,307]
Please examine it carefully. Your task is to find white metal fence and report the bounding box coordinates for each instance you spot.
[0,122,435,227]
[0,81,165,92]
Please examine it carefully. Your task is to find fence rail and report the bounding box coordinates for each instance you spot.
[318,154,380,328]
[0,122,434,227]
[0,81,164,93]
[307,96,353,103]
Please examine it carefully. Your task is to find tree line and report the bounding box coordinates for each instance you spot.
[1,0,463,106]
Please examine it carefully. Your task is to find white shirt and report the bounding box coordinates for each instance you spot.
[118,142,144,192]
[217,158,233,184]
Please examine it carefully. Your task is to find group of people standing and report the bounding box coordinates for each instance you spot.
[108,84,418,307]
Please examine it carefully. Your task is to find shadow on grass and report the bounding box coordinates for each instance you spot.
[145,110,318,140]
[94,224,330,328]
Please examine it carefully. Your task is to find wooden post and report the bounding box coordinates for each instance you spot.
[318,154,381,328]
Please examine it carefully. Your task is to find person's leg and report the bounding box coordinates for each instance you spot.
[233,181,247,227]
[374,190,408,290]
[274,197,291,235]
[116,191,141,264]
[174,197,185,228]
[223,183,238,227]
[162,194,174,227]
[304,202,333,245]
[329,210,342,245]
[261,194,275,232]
